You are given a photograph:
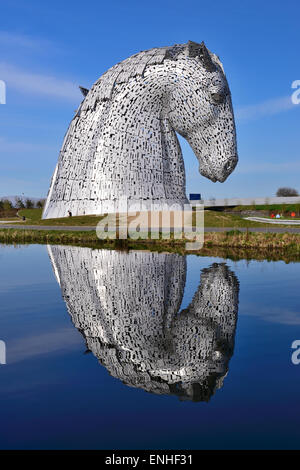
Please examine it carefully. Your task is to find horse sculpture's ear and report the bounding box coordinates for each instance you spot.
[188,40,216,72]
[79,86,89,97]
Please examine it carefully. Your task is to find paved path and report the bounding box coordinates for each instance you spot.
[2,224,300,233]
[0,220,22,224]
[245,217,300,225]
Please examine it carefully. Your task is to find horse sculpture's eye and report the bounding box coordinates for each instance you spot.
[211,92,225,104]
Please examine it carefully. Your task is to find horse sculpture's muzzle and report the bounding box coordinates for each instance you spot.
[187,110,238,183]
[187,131,238,183]
[199,154,238,183]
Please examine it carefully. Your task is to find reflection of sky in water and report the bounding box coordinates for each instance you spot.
[0,244,299,449]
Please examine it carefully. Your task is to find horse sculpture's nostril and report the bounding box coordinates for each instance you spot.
[224,162,231,172]
[223,158,238,175]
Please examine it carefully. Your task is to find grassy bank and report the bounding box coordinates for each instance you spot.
[0,228,299,262]
[0,208,19,218]
[230,203,300,216]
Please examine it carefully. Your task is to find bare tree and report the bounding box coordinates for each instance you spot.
[15,197,25,209]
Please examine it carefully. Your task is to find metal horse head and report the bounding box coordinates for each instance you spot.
[43,41,238,218]
[165,41,238,182]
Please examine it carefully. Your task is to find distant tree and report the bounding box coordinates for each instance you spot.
[276,187,299,197]
[1,199,13,210]
[15,197,25,209]
[36,199,45,209]
[25,198,34,209]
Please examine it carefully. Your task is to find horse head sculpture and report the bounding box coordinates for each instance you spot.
[48,246,239,402]
[165,41,238,183]
[43,41,238,219]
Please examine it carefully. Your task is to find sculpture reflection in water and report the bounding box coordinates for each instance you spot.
[48,246,239,402]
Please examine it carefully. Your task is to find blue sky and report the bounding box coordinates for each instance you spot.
[0,0,299,199]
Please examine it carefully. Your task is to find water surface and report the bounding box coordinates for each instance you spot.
[0,244,299,449]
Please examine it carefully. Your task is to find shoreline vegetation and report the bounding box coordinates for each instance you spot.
[0,227,299,263]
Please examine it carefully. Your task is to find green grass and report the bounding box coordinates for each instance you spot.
[203,210,257,227]
[18,208,42,221]
[231,203,300,213]
[19,208,106,226]
[202,210,298,228]
[0,217,21,221]
[14,207,300,229]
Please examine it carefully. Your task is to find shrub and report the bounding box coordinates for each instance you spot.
[276,187,299,197]
[36,199,45,209]
[1,199,13,210]
[25,198,34,209]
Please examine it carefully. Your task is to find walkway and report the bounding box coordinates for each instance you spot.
[1,224,300,234]
[245,217,300,225]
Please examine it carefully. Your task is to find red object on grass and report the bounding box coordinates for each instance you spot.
[291,212,296,217]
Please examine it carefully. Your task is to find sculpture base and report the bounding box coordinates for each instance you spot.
[42,197,190,219]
